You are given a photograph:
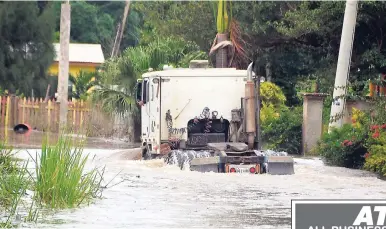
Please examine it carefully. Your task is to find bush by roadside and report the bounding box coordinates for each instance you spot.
[261,106,302,154]
[315,123,368,168]
[260,82,303,154]
[364,124,386,177]
[314,97,386,178]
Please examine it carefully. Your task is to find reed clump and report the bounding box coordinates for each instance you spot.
[34,135,103,209]
[0,142,31,227]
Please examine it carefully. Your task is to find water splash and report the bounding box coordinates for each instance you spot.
[165,149,290,171]
[166,150,212,170]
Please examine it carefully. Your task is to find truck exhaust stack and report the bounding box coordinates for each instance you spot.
[245,62,256,149]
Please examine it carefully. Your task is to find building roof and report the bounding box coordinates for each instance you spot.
[53,43,105,64]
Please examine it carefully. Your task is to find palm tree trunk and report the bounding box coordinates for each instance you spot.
[216,33,228,68]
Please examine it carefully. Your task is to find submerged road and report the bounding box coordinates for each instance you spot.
[16,148,386,229]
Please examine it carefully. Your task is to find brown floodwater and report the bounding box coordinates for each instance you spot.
[10,148,386,229]
[0,128,139,149]
[12,149,386,229]
[2,128,385,229]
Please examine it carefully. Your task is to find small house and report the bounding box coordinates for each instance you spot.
[48,43,105,77]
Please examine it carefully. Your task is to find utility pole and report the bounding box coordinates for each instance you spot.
[328,0,358,132]
[58,0,71,129]
[111,0,131,58]
[111,22,121,58]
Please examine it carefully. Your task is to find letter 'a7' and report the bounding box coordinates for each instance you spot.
[353,206,386,226]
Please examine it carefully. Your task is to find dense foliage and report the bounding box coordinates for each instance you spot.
[135,1,386,104]
[260,82,302,154]
[363,99,386,177]
[0,2,55,97]
[261,106,303,154]
[315,124,368,168]
[313,97,386,177]
[2,1,386,101]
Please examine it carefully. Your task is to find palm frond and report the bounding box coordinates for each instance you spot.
[229,19,252,69]
[92,35,205,116]
[92,85,138,117]
[69,70,99,99]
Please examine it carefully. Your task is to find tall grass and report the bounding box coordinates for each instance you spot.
[0,134,105,227]
[35,135,102,209]
[0,142,31,227]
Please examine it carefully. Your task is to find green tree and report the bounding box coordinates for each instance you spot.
[0,1,55,97]
[53,1,142,58]
[69,71,97,100]
[133,1,215,51]
[272,1,386,99]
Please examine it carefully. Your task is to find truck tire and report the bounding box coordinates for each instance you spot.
[142,146,152,160]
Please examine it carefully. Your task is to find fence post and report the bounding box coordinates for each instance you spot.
[80,100,84,130]
[47,99,52,132]
[73,99,77,132]
[1,96,5,126]
[9,96,17,127]
[38,98,44,131]
[5,96,10,128]
[22,97,26,124]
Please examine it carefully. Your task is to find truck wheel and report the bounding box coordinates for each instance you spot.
[142,145,153,160]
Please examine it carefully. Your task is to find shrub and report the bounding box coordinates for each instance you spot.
[359,98,386,176]
[260,82,302,154]
[261,106,303,154]
[35,135,102,209]
[260,82,286,108]
[315,123,368,168]
[260,105,279,123]
[363,124,386,176]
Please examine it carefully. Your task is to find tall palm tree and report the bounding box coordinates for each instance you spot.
[210,0,250,69]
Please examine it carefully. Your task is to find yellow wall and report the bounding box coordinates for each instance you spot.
[48,62,99,77]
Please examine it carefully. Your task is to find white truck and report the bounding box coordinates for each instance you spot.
[135,60,294,175]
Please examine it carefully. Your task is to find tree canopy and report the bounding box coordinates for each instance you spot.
[2,1,386,104]
[0,1,55,97]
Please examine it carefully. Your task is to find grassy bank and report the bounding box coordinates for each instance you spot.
[0,135,104,227]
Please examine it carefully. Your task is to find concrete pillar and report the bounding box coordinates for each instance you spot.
[302,93,328,155]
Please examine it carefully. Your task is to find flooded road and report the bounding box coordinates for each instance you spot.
[14,148,386,229]
[0,128,138,149]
